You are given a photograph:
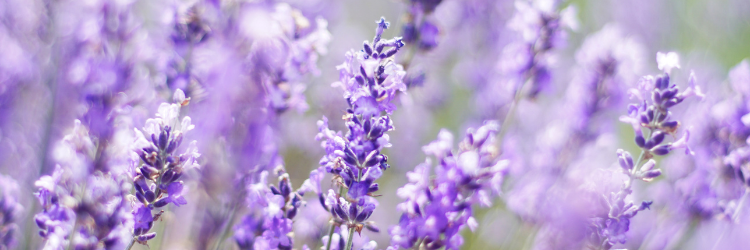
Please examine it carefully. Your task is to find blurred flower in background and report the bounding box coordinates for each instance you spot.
[1,0,750,249]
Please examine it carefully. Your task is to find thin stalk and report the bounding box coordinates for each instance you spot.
[709,188,750,249]
[213,203,239,250]
[731,188,749,223]
[66,222,79,250]
[497,77,530,144]
[344,227,356,250]
[666,218,699,250]
[126,238,136,250]
[708,184,750,250]
[324,221,337,250]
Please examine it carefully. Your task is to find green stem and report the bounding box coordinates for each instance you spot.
[496,77,529,144]
[126,238,136,250]
[67,222,79,250]
[667,218,698,250]
[324,221,337,250]
[213,204,239,250]
[344,227,356,250]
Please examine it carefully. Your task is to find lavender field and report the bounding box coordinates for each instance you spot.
[1,0,750,249]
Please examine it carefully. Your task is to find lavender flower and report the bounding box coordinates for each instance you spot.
[498,0,578,98]
[234,169,306,250]
[588,52,703,249]
[129,90,200,247]
[401,0,444,51]
[34,120,134,249]
[300,17,406,250]
[708,60,750,222]
[565,24,645,134]
[388,122,508,250]
[178,2,331,248]
[0,175,22,249]
[504,26,646,248]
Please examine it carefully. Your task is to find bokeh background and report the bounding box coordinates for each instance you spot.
[2,0,750,249]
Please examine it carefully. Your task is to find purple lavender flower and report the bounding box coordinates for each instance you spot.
[565,24,646,134]
[176,4,330,246]
[389,122,508,250]
[498,0,577,98]
[0,175,22,249]
[234,170,306,250]
[587,52,703,249]
[34,120,134,249]
[333,18,405,116]
[299,17,406,250]
[401,0,444,51]
[129,90,200,247]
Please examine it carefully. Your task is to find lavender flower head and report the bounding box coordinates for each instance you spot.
[234,169,307,250]
[240,2,332,113]
[588,52,703,249]
[300,17,406,249]
[0,175,22,249]
[389,122,508,250]
[34,120,134,249]
[499,0,578,98]
[129,89,200,246]
[401,0,444,51]
[719,60,750,197]
[566,24,646,132]
[332,17,406,117]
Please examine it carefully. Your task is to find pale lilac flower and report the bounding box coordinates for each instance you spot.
[389,121,508,250]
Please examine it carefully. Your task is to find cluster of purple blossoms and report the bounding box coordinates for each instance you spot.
[242,3,332,114]
[34,120,134,249]
[172,2,332,248]
[565,25,645,135]
[388,122,508,250]
[0,175,22,249]
[503,25,647,249]
[588,52,703,249]
[301,17,406,250]
[499,0,577,98]
[706,60,750,222]
[401,0,442,52]
[129,90,200,247]
[4,1,750,249]
[234,169,306,249]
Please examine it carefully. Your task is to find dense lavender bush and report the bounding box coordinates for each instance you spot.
[3,0,750,249]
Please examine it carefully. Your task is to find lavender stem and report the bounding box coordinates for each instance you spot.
[344,227,356,250]
[126,238,136,250]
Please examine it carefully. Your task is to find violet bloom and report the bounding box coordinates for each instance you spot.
[34,120,134,249]
[234,170,307,250]
[401,0,444,51]
[0,174,22,249]
[299,17,405,249]
[565,24,645,134]
[389,122,508,250]
[498,0,577,98]
[705,60,750,221]
[129,90,200,247]
[176,4,330,245]
[504,25,646,248]
[588,52,703,249]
